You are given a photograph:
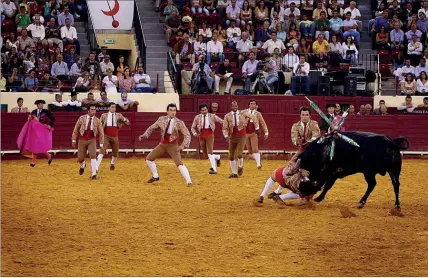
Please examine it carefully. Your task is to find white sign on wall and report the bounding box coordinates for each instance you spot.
[87,0,134,30]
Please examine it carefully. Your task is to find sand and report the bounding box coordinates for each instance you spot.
[2,158,428,276]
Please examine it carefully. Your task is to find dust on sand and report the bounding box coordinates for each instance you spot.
[2,158,428,276]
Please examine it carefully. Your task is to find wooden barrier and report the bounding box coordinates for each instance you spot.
[2,112,428,153]
[179,95,374,114]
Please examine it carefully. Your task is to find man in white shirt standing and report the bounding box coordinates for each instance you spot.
[52,93,68,107]
[26,15,47,46]
[206,33,225,65]
[102,68,118,94]
[100,54,115,75]
[133,65,152,92]
[96,102,130,172]
[242,51,259,93]
[61,18,80,54]
[282,46,299,71]
[291,55,311,94]
[236,32,253,67]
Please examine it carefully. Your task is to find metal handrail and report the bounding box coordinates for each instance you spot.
[86,6,100,51]
[133,1,147,70]
[167,51,178,93]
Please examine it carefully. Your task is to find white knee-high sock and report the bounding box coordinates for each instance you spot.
[260,177,275,197]
[229,160,237,174]
[214,154,220,160]
[274,185,283,194]
[80,160,86,168]
[146,160,159,178]
[254,152,261,167]
[208,154,217,171]
[111,156,117,164]
[280,192,300,201]
[238,158,244,168]
[178,165,192,183]
[90,159,97,176]
[96,154,103,170]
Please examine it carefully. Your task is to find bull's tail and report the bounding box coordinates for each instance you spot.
[393,137,410,150]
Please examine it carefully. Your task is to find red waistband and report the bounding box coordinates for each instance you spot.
[80,130,95,140]
[246,122,255,133]
[231,128,246,137]
[201,128,214,139]
[105,126,119,137]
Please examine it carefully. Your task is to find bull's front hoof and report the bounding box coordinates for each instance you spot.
[390,207,405,217]
[314,196,324,203]
[357,202,365,209]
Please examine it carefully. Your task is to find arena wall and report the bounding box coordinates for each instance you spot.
[1,92,179,112]
[2,112,428,154]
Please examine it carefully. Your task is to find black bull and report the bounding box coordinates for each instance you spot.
[297,131,410,209]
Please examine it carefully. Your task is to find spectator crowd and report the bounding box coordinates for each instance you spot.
[163,0,367,94]
[1,0,155,94]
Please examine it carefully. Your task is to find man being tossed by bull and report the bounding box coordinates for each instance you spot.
[256,106,320,204]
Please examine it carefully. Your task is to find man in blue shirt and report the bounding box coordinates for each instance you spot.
[329,10,344,38]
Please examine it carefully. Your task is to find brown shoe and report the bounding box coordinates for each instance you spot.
[209,169,217,174]
[110,164,115,171]
[228,174,238,178]
[257,196,264,203]
[268,192,281,199]
[147,177,160,183]
[238,167,243,176]
[257,164,262,169]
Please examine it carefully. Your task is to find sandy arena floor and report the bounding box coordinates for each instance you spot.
[2,157,428,276]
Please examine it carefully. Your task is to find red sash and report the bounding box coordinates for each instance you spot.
[105,126,119,137]
[200,128,214,139]
[246,122,255,133]
[231,127,246,137]
[161,133,178,144]
[274,167,286,187]
[80,130,95,141]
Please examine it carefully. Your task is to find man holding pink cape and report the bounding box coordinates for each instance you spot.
[17,100,55,167]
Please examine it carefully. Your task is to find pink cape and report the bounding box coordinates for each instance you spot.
[17,120,53,154]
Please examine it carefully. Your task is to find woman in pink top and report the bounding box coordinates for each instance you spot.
[118,68,136,92]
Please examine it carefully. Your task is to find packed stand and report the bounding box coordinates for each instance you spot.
[161,0,365,94]
[371,0,428,95]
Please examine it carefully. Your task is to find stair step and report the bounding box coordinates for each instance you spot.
[80,45,90,51]
[147,45,170,52]
[74,21,85,28]
[145,33,167,40]
[146,57,167,66]
[145,40,169,46]
[359,42,372,49]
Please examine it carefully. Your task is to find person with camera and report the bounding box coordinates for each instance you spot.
[242,51,259,94]
[291,55,311,95]
[214,58,233,94]
[182,54,214,93]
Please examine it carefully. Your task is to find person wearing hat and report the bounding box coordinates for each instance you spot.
[96,102,130,172]
[319,103,336,132]
[27,99,56,167]
[72,104,104,179]
[67,91,82,112]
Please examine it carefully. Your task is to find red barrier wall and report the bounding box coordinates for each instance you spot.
[2,112,428,152]
[179,95,374,114]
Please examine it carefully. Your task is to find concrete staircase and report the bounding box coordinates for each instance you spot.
[136,0,169,92]
[74,21,91,60]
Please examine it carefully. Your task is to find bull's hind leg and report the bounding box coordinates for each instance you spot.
[358,173,377,209]
[388,171,401,209]
[314,176,338,203]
